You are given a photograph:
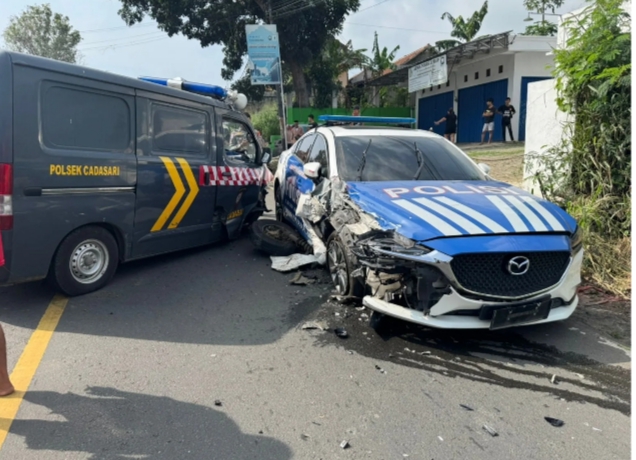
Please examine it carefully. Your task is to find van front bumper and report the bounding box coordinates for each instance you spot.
[362,249,583,330]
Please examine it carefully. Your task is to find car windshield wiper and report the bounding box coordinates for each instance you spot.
[357,139,372,181]
[411,141,436,180]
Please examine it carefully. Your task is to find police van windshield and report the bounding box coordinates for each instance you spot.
[335,135,486,182]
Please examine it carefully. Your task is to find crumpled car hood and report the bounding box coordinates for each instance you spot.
[345,180,577,242]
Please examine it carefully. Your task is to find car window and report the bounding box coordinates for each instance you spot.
[152,104,208,156]
[294,133,316,163]
[307,134,328,173]
[335,135,486,182]
[222,118,258,164]
[42,86,131,152]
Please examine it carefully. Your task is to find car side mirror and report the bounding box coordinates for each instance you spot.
[303,162,321,179]
[262,149,271,164]
[478,163,491,175]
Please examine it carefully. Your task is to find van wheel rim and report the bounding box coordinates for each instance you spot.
[69,239,109,284]
[328,241,348,294]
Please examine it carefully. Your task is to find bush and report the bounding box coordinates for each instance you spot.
[532,0,631,298]
[251,104,280,141]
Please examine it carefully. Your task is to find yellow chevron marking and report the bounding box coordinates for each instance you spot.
[151,157,185,232]
[169,158,200,229]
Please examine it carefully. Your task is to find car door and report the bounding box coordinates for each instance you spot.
[132,93,217,258]
[281,133,317,238]
[214,110,265,238]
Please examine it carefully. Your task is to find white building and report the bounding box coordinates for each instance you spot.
[368,32,556,143]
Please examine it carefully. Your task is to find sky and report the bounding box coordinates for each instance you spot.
[0,0,588,88]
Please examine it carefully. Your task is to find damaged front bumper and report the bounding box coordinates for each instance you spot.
[357,240,583,330]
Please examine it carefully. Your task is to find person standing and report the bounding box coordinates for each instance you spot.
[286,124,295,150]
[498,97,516,142]
[0,236,14,397]
[434,108,458,143]
[480,98,496,145]
[291,120,304,142]
[307,114,318,129]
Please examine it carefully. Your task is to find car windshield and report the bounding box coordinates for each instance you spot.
[334,135,486,182]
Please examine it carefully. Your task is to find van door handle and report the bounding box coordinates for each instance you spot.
[222,172,232,177]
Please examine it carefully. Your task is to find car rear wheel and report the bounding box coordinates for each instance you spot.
[327,234,364,298]
[275,184,285,223]
[50,226,119,296]
[250,219,300,256]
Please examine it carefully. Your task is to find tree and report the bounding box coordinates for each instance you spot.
[307,37,369,107]
[523,0,565,36]
[368,31,399,77]
[439,1,489,48]
[117,0,361,108]
[2,4,82,63]
[231,73,266,104]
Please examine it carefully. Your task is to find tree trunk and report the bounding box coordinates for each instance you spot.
[289,60,310,108]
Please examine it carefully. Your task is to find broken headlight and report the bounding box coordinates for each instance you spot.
[570,226,583,253]
[366,232,431,258]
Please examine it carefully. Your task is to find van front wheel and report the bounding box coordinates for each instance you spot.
[50,226,119,296]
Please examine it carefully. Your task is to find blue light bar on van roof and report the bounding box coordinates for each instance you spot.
[318,115,416,124]
[139,77,228,100]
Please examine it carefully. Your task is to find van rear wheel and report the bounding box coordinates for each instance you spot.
[50,226,118,296]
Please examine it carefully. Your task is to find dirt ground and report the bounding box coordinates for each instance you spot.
[466,146,525,187]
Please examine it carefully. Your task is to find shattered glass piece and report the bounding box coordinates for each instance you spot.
[545,417,565,427]
[482,425,498,437]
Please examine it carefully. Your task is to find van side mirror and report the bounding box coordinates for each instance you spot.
[303,162,321,179]
[478,163,491,175]
[262,150,272,165]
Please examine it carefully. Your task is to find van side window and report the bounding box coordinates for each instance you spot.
[222,118,258,164]
[152,104,208,156]
[42,86,130,151]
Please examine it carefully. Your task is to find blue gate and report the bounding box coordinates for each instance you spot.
[457,79,508,143]
[417,91,454,136]
[519,76,552,141]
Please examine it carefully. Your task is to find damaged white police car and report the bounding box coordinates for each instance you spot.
[273,115,583,331]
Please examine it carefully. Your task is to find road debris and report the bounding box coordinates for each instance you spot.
[545,417,565,427]
[300,434,310,440]
[592,427,602,432]
[214,400,223,407]
[340,440,350,449]
[331,295,359,304]
[482,425,499,437]
[375,364,386,374]
[460,404,474,411]
[334,327,349,338]
[290,272,315,285]
[438,436,444,441]
[550,374,559,384]
[301,321,328,331]
[271,254,321,272]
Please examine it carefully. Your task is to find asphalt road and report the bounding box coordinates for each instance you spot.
[0,212,630,459]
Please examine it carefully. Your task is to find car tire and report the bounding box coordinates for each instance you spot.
[250,219,300,257]
[274,183,286,223]
[327,233,364,298]
[50,226,119,297]
[369,310,388,333]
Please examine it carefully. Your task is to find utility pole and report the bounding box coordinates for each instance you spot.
[266,0,287,149]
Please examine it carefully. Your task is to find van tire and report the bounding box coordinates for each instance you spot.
[50,226,119,296]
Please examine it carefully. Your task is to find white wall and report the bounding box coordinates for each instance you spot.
[522,79,571,196]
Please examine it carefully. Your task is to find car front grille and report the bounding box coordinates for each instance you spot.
[449,251,571,298]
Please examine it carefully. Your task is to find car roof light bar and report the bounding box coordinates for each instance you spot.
[318,115,416,124]
[138,77,248,110]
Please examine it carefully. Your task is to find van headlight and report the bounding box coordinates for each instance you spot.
[570,226,583,253]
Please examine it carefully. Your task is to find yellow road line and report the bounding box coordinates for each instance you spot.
[151,157,186,232]
[0,294,68,449]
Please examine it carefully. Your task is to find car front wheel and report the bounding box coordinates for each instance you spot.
[327,234,364,298]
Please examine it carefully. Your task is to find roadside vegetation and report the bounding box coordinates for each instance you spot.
[529,0,631,298]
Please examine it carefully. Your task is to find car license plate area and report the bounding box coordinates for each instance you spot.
[488,300,551,330]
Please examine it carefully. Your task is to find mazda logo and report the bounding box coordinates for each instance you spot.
[507,256,530,275]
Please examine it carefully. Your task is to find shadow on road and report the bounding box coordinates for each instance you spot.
[6,387,292,459]
[0,236,327,347]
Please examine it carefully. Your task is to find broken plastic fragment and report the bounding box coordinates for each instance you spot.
[545,417,564,427]
[301,321,327,331]
[334,327,349,338]
[214,400,222,407]
[340,440,350,449]
[290,272,315,285]
[550,374,559,385]
[460,404,474,411]
[271,254,321,272]
[482,425,498,437]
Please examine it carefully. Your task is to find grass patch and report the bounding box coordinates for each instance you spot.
[468,148,524,159]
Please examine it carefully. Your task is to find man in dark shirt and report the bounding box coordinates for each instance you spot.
[434,107,458,143]
[498,97,516,142]
[480,98,496,144]
[307,114,318,129]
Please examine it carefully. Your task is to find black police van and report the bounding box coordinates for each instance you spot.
[0,51,271,296]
